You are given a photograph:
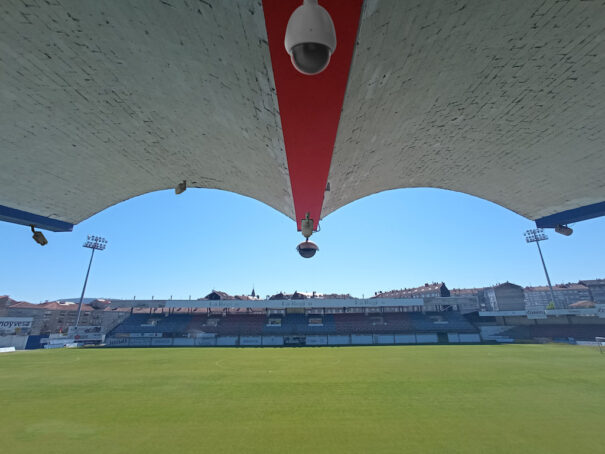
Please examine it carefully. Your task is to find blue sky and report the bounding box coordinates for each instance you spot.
[1,188,604,303]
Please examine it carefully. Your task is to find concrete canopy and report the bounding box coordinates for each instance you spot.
[323,0,605,226]
[0,1,293,229]
[1,0,605,232]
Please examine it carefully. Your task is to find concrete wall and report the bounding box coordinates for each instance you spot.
[535,317,571,325]
[0,335,28,350]
[195,337,216,346]
[570,317,605,325]
[305,335,328,346]
[394,334,416,344]
[416,334,438,344]
[328,335,350,345]
[106,337,129,347]
[173,338,195,347]
[262,336,284,346]
[351,334,373,345]
[240,336,262,346]
[216,336,238,346]
[459,334,481,343]
[151,338,173,347]
[374,334,395,344]
[448,333,460,343]
[128,338,152,347]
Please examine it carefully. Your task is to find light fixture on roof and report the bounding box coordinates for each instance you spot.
[30,225,48,246]
[554,224,573,236]
[175,180,187,195]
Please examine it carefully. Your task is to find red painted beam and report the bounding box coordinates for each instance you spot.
[263,0,363,230]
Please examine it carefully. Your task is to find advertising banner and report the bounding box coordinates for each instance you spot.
[0,318,33,334]
[67,326,104,341]
[527,307,547,319]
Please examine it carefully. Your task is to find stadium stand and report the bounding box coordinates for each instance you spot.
[109,313,192,335]
[410,312,476,333]
[103,310,605,347]
[263,314,336,335]
[503,324,605,341]
[106,311,481,346]
[333,313,415,334]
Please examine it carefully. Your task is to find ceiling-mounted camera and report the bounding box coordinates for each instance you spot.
[284,0,336,75]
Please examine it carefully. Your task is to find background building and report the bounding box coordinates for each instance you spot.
[374,283,450,299]
[580,280,605,304]
[5,300,129,335]
[483,283,525,311]
[524,284,591,309]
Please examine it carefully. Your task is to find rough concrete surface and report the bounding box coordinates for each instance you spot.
[324,0,605,220]
[0,0,293,223]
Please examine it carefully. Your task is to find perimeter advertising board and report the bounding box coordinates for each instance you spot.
[527,306,547,319]
[67,326,104,342]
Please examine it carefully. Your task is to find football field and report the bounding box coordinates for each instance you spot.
[1,344,604,454]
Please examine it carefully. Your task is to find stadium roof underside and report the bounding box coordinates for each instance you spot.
[1,0,604,232]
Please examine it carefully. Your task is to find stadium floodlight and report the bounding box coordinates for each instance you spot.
[524,228,558,310]
[75,235,108,327]
[30,225,48,246]
[175,180,187,195]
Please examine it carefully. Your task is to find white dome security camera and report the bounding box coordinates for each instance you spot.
[284,0,336,75]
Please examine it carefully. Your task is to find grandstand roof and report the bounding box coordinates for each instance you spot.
[1,0,605,233]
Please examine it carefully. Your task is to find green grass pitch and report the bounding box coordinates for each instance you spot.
[1,344,604,454]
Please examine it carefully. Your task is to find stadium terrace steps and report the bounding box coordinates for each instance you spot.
[110,312,478,340]
[263,314,336,335]
[109,313,193,335]
[409,312,477,333]
[214,314,266,335]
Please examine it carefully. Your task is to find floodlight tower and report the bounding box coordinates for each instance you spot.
[75,235,108,328]
[524,228,558,310]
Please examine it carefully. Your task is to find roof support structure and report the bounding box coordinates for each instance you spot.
[535,201,605,228]
[0,205,73,232]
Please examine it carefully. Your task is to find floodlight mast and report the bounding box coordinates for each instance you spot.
[75,236,107,328]
[524,228,558,310]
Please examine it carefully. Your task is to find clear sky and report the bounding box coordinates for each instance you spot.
[1,187,604,303]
